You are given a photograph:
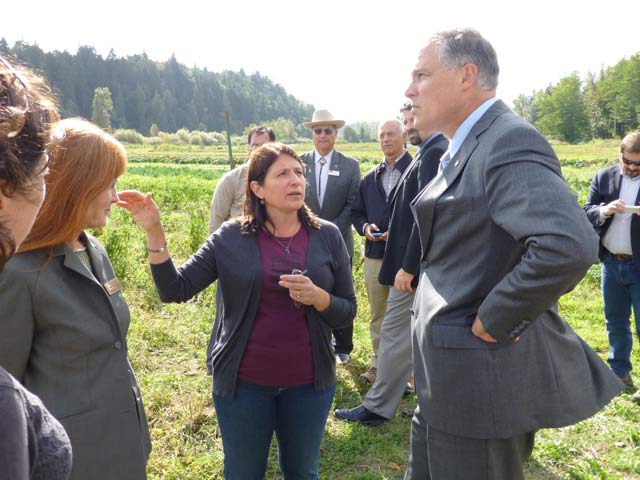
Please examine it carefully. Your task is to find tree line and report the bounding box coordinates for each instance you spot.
[513,52,640,142]
[0,39,315,135]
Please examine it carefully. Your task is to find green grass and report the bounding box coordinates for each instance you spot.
[93,141,640,479]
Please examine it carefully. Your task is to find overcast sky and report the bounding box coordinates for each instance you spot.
[4,0,639,123]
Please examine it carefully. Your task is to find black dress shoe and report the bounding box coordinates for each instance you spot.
[334,405,387,426]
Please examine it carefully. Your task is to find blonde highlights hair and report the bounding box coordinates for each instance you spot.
[20,118,127,252]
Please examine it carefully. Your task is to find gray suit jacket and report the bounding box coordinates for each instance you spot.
[301,150,360,257]
[410,100,623,439]
[0,233,151,479]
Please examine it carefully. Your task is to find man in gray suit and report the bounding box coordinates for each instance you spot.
[301,109,360,364]
[403,28,623,479]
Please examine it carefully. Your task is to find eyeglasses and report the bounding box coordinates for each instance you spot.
[622,155,640,167]
[313,128,334,136]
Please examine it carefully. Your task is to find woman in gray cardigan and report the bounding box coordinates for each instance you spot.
[0,54,71,480]
[0,118,151,480]
[119,143,356,479]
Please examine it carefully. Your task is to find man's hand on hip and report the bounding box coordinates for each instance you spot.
[471,315,498,343]
[394,268,414,292]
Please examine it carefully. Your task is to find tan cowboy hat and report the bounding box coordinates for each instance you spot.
[302,109,346,129]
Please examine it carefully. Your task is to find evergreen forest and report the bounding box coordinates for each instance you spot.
[0,39,314,135]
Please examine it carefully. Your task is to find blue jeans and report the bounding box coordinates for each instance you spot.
[213,380,335,480]
[601,257,640,377]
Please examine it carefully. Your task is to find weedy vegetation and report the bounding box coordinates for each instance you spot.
[94,140,640,479]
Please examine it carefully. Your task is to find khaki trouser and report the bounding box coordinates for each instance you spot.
[363,256,389,358]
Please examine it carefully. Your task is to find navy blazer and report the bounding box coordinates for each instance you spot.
[379,134,447,286]
[150,219,357,399]
[584,164,640,272]
[351,151,413,260]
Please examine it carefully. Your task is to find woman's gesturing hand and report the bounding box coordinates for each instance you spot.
[117,190,162,232]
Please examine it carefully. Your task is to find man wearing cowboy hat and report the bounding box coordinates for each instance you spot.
[301,109,361,364]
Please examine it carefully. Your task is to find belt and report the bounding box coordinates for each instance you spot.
[609,253,633,261]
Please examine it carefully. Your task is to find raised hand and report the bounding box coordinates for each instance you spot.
[117,190,162,232]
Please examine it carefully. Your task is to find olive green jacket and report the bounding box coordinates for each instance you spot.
[0,233,151,479]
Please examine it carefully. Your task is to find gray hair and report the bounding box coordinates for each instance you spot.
[431,28,499,91]
[378,118,405,133]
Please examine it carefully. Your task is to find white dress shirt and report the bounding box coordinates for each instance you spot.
[602,169,640,255]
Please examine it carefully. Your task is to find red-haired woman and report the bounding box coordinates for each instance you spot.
[0,118,151,480]
[119,142,356,479]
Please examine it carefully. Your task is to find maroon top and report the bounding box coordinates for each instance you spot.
[237,226,313,386]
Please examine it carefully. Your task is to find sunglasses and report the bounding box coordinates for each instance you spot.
[622,155,640,167]
[313,128,334,135]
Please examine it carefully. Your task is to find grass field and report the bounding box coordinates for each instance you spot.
[96,140,640,479]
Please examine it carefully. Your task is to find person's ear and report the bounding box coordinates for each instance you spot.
[249,180,263,200]
[459,63,479,90]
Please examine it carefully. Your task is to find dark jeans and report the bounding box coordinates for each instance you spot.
[404,406,535,480]
[601,257,640,377]
[213,380,335,480]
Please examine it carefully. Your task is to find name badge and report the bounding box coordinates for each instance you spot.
[328,170,340,176]
[103,278,123,295]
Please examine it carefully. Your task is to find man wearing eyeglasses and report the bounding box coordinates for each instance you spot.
[209,125,276,233]
[584,131,640,405]
[301,109,361,364]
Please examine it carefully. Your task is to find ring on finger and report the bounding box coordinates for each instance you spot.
[297,291,301,299]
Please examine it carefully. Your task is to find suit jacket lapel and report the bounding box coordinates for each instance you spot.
[303,151,320,212]
[62,243,100,286]
[612,168,622,198]
[411,169,448,257]
[84,235,126,337]
[85,237,111,288]
[390,150,420,205]
[411,103,503,257]
[322,150,342,210]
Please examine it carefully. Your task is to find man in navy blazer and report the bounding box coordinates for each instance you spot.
[584,130,640,404]
[350,118,412,382]
[404,28,622,479]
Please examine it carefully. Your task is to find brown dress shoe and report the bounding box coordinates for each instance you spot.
[359,367,377,384]
[619,374,635,388]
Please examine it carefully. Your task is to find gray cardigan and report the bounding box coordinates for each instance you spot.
[0,234,151,480]
[151,219,357,398]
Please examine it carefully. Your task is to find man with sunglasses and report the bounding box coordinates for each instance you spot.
[584,131,640,405]
[301,109,361,364]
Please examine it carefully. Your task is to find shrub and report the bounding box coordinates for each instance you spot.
[189,132,203,145]
[113,129,144,144]
[176,128,190,144]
